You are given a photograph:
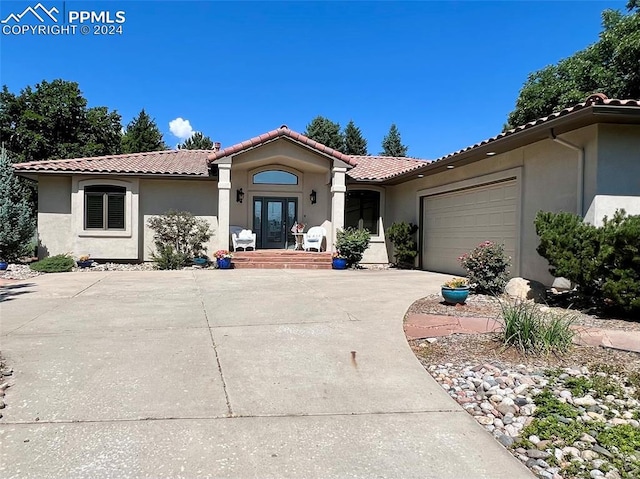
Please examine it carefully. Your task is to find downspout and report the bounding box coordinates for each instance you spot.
[550,129,584,216]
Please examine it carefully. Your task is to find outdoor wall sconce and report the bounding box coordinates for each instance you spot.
[310,190,317,205]
[236,188,244,203]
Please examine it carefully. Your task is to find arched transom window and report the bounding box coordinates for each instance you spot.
[252,170,298,185]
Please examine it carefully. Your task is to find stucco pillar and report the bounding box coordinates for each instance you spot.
[217,162,232,250]
[330,165,347,251]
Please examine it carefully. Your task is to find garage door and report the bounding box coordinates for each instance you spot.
[421,179,518,275]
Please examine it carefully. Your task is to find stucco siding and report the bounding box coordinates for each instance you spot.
[140,179,218,261]
[387,125,600,285]
[37,175,73,258]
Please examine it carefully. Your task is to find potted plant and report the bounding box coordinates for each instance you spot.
[332,251,348,270]
[441,277,470,304]
[76,254,93,268]
[214,249,233,269]
[0,259,7,271]
[193,255,209,267]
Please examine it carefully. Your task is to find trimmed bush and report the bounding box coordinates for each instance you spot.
[147,210,211,270]
[30,254,75,273]
[335,227,371,268]
[535,209,640,315]
[459,241,511,294]
[386,221,418,268]
[501,301,575,355]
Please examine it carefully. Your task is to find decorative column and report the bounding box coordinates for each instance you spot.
[217,161,232,250]
[330,165,347,251]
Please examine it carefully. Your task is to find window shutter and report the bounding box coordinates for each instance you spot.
[107,194,125,229]
[86,194,104,229]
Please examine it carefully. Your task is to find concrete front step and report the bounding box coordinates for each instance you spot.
[232,262,332,270]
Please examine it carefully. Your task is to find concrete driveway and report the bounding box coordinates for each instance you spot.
[0,270,532,478]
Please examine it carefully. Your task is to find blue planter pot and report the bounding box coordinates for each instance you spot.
[76,260,93,269]
[441,287,469,305]
[332,258,348,270]
[217,257,232,269]
[193,257,208,267]
[0,261,8,271]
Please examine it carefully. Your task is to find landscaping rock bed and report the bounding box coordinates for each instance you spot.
[423,356,640,478]
[409,293,640,479]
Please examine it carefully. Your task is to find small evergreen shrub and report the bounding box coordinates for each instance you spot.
[500,301,575,355]
[386,221,418,268]
[535,209,640,315]
[147,210,211,270]
[335,227,371,268]
[458,241,511,294]
[29,254,75,273]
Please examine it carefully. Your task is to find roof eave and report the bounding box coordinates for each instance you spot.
[12,170,215,180]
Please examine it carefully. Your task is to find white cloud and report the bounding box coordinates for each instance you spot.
[169,117,195,140]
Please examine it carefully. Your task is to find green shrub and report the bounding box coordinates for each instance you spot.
[147,210,211,270]
[29,254,75,273]
[386,222,418,268]
[458,241,511,294]
[535,210,640,315]
[335,227,371,268]
[501,301,575,355]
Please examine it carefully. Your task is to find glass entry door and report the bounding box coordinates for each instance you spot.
[253,197,298,249]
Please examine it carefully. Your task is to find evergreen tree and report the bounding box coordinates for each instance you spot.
[121,109,167,153]
[304,116,345,152]
[380,123,408,157]
[0,146,35,261]
[178,131,215,150]
[343,120,368,155]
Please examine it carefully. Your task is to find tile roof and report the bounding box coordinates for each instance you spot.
[434,95,640,162]
[13,149,214,176]
[347,155,430,181]
[208,125,358,167]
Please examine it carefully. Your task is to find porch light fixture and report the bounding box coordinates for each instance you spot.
[236,188,244,203]
[446,165,455,169]
[310,190,317,205]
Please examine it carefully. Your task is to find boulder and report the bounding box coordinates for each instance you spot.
[552,277,574,291]
[505,277,546,302]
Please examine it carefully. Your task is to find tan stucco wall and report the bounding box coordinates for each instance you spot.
[140,179,218,261]
[387,125,599,285]
[37,175,72,258]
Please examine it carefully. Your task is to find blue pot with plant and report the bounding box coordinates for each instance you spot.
[441,277,470,304]
[332,253,348,270]
[193,257,208,267]
[214,250,233,269]
[0,261,8,271]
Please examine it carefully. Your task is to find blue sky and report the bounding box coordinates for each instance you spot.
[0,0,627,159]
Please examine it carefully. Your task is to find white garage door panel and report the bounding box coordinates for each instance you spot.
[422,180,518,275]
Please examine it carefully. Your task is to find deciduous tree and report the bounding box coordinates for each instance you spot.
[506,7,640,128]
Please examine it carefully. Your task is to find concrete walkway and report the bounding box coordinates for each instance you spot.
[405,313,640,353]
[0,270,533,478]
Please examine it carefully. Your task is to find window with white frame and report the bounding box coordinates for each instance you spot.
[84,185,126,230]
[345,190,380,235]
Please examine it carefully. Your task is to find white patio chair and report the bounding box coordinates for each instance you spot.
[230,225,257,251]
[303,226,326,252]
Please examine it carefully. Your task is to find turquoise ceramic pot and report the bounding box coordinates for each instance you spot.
[441,287,469,304]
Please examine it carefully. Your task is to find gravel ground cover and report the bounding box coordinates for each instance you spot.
[409,294,640,479]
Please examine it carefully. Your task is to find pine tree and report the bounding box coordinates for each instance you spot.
[0,146,35,261]
[178,131,215,150]
[380,123,408,157]
[304,116,345,152]
[343,120,368,155]
[121,109,167,153]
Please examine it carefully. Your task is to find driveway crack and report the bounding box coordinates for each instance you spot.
[192,271,233,417]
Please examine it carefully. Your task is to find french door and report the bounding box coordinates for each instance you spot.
[253,197,298,249]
